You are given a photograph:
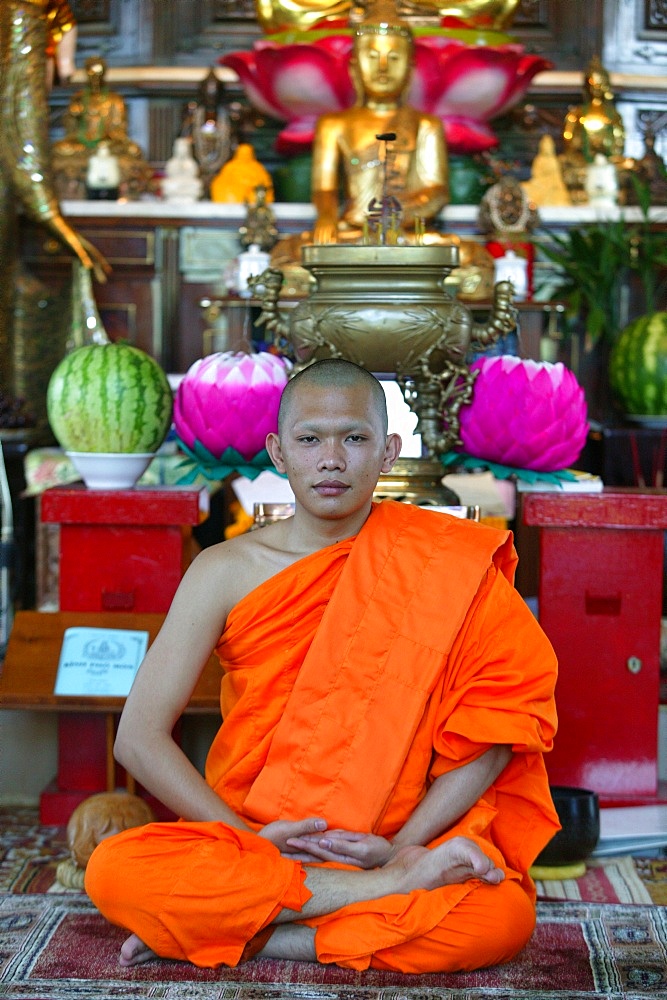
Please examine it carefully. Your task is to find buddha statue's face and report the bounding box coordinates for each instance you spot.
[353,32,413,103]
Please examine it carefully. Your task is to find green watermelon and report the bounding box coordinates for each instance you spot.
[608,312,667,416]
[47,342,173,453]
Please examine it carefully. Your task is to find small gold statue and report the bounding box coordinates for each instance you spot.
[560,56,626,204]
[239,184,280,251]
[311,0,448,244]
[51,55,153,199]
[522,134,571,208]
[255,0,521,33]
[635,129,667,206]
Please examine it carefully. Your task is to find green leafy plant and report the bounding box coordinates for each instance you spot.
[536,174,667,346]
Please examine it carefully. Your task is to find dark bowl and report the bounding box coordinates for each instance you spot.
[534,786,600,866]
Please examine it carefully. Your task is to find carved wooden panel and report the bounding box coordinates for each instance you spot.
[604,0,667,74]
[69,1,111,24]
[67,0,151,64]
[510,0,604,68]
[512,1,551,29]
[646,0,667,32]
[213,0,257,19]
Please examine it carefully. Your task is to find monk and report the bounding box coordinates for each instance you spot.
[85,358,560,974]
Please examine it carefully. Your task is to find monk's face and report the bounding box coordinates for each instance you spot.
[267,382,400,522]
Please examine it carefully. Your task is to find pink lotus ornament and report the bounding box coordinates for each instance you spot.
[413,35,552,153]
[221,31,551,155]
[458,356,588,471]
[222,35,355,154]
[174,351,289,461]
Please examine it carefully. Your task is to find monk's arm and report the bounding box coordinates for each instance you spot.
[391,744,512,850]
[288,745,511,867]
[113,546,247,826]
[114,543,330,851]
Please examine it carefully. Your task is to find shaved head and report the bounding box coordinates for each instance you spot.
[278,359,388,436]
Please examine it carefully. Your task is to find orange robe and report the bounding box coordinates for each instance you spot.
[86,500,559,972]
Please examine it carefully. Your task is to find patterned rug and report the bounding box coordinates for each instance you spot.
[2,807,667,999]
[1,894,667,1000]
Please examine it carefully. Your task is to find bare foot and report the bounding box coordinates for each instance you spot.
[387,837,505,893]
[119,932,157,967]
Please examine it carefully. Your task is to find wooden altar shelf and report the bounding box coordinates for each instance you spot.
[0,610,221,821]
[0,610,221,715]
[62,66,667,96]
[1,484,213,823]
[523,488,667,805]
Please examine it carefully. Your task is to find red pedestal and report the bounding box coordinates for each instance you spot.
[39,484,209,823]
[523,488,667,804]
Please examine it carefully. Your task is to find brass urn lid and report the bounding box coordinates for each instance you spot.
[374,457,460,505]
[301,243,459,269]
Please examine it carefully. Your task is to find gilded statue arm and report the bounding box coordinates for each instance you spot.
[311,114,344,243]
[0,0,110,282]
[256,0,352,33]
[44,215,112,283]
[106,96,130,143]
[312,190,341,244]
[396,115,449,226]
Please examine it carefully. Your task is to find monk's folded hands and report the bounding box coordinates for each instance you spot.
[285,829,396,868]
[259,816,329,861]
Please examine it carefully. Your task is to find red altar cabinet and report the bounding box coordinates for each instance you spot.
[522,488,667,804]
[38,484,209,822]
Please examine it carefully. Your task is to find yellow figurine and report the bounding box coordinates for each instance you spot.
[210,144,275,204]
[310,0,448,244]
[522,134,571,208]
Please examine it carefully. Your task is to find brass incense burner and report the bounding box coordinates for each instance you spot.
[252,243,517,459]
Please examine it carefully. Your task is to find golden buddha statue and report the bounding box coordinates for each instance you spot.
[310,0,449,244]
[256,0,521,33]
[560,56,626,204]
[51,55,152,199]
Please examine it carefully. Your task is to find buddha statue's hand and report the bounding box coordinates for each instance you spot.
[311,190,341,245]
[312,217,339,245]
[285,829,397,869]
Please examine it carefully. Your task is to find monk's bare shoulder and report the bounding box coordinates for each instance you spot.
[190,520,303,611]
